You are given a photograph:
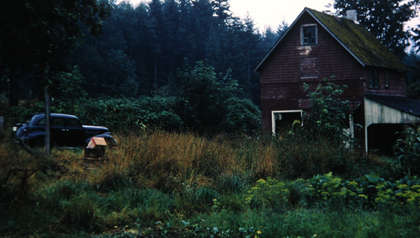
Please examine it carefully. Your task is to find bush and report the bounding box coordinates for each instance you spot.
[245,177,289,211]
[178,61,261,135]
[394,125,420,176]
[221,97,261,135]
[76,96,182,133]
[303,78,354,148]
[7,62,262,135]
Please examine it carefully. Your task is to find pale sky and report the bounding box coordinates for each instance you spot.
[229,0,333,31]
[121,0,418,32]
[122,0,334,31]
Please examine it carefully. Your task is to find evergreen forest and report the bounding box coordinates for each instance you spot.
[2,0,420,237]
[2,0,288,107]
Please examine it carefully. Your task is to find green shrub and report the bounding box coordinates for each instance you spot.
[303,78,353,147]
[394,125,420,176]
[245,177,289,211]
[217,193,247,212]
[220,97,261,135]
[291,173,420,211]
[76,97,182,133]
[178,61,261,135]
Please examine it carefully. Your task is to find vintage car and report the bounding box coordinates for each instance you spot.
[13,113,116,147]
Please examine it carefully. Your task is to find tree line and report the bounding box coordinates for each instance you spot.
[69,0,288,105]
[1,0,420,109]
[1,0,287,107]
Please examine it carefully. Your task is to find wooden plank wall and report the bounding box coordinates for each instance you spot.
[259,12,406,135]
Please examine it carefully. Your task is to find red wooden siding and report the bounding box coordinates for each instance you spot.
[259,11,406,134]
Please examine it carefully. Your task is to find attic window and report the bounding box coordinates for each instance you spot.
[369,68,380,89]
[301,24,317,45]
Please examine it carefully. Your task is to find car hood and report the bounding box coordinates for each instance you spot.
[83,125,108,129]
[82,125,109,133]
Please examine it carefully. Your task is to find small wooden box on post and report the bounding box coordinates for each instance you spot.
[84,137,107,158]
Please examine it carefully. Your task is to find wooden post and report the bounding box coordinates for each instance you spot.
[0,116,4,137]
[44,85,51,155]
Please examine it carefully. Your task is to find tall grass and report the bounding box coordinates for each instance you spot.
[87,131,250,192]
[275,133,359,179]
[0,130,406,237]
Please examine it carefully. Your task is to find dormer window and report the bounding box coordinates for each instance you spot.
[301,24,317,45]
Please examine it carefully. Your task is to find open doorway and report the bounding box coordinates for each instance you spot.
[367,124,406,155]
[272,110,302,135]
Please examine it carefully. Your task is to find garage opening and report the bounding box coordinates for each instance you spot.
[367,124,406,155]
[272,110,302,135]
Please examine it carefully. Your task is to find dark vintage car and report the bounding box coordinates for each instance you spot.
[13,113,116,147]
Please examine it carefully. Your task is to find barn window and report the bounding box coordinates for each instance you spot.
[301,24,317,45]
[369,68,380,88]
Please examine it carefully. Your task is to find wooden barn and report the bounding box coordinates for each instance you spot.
[255,7,420,153]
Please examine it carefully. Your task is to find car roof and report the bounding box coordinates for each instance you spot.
[30,113,79,124]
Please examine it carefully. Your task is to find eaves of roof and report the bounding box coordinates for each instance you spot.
[366,95,420,117]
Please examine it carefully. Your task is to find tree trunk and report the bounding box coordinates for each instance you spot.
[8,69,19,106]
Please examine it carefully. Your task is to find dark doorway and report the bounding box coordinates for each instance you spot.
[273,111,302,135]
[368,124,405,155]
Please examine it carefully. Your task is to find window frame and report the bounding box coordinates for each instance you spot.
[301,24,318,46]
[369,68,380,89]
[271,110,303,135]
[66,118,83,128]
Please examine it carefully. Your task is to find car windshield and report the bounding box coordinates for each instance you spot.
[37,118,46,126]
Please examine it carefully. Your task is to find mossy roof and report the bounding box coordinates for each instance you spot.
[256,8,407,71]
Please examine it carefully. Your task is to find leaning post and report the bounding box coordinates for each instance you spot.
[44,85,51,155]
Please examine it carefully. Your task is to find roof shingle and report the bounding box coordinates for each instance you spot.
[307,8,406,71]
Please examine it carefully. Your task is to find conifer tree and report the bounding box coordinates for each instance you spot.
[0,0,111,105]
[334,0,419,58]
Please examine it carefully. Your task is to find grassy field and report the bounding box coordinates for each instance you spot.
[1,131,419,237]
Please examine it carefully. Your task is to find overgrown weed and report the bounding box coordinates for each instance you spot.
[1,130,419,237]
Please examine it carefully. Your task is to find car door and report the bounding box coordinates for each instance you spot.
[64,118,85,146]
[50,117,66,146]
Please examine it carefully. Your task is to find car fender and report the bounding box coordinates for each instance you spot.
[21,131,45,146]
[15,124,28,137]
